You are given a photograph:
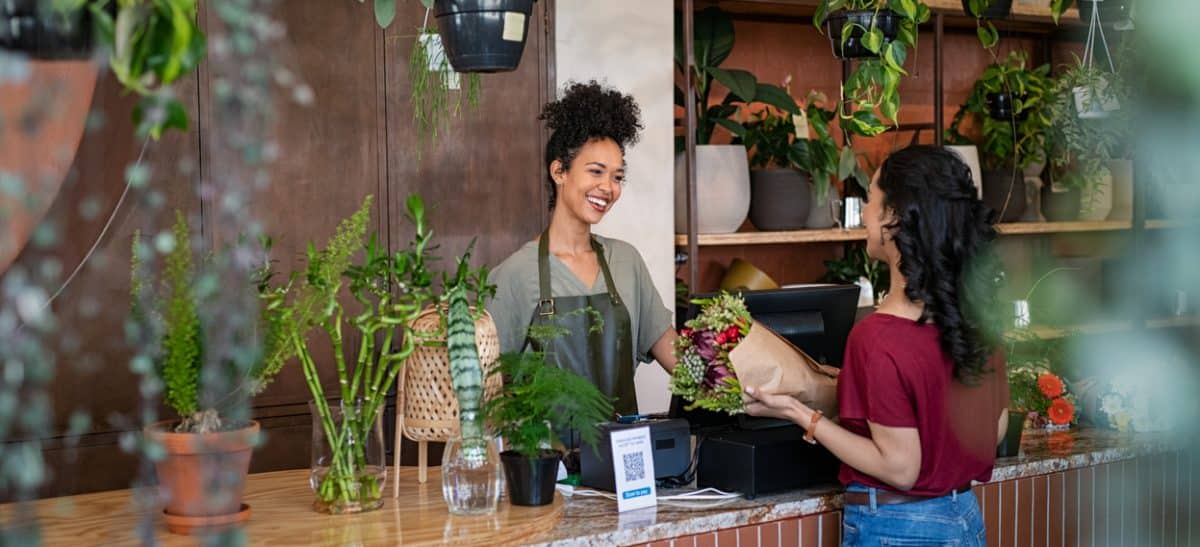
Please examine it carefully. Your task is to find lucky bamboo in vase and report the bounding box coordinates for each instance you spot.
[262,194,434,514]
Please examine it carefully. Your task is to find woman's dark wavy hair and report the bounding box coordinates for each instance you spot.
[539,81,643,211]
[876,145,1005,383]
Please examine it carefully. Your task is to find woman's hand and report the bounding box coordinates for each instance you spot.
[743,386,811,424]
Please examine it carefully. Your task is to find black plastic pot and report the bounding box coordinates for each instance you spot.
[962,0,1014,19]
[982,169,1026,222]
[996,410,1025,458]
[1078,0,1132,25]
[749,168,812,231]
[1042,183,1082,222]
[987,93,1015,120]
[501,450,561,506]
[824,10,900,60]
[0,1,93,59]
[433,0,537,73]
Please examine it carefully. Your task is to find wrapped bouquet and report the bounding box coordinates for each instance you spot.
[669,292,839,416]
[1009,365,1077,429]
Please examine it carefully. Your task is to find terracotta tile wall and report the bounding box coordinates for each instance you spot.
[631,452,1196,546]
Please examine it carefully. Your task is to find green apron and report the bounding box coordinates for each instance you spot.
[524,230,637,416]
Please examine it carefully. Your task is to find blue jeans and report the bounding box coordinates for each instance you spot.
[842,484,986,546]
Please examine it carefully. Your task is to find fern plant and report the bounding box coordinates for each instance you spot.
[158,211,203,422]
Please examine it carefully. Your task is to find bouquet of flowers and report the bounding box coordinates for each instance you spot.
[1094,372,1177,433]
[669,292,840,416]
[1009,364,1076,429]
[669,293,752,414]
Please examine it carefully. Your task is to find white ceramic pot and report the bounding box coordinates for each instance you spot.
[675,145,751,234]
[1078,166,1114,221]
[1107,159,1133,221]
[944,145,983,199]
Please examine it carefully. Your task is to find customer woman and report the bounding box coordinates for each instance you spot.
[743,145,1008,545]
[487,81,677,417]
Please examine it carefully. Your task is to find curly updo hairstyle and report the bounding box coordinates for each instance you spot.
[539,81,643,211]
[876,145,1004,383]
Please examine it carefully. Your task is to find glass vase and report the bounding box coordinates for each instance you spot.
[441,435,502,516]
[308,398,386,514]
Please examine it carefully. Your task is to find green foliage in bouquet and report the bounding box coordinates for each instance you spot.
[482,340,613,458]
[670,292,752,414]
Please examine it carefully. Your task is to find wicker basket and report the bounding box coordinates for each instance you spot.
[397,305,502,442]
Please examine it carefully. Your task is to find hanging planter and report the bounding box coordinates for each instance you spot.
[1078,0,1133,26]
[962,0,1013,19]
[823,10,900,59]
[0,1,93,59]
[986,92,1015,120]
[433,0,537,73]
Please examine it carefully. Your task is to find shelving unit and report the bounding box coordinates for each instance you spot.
[1005,316,1200,341]
[675,221,1131,246]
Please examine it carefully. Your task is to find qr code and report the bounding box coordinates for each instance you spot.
[623,452,646,482]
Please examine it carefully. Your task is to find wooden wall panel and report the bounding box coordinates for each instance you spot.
[12,0,553,499]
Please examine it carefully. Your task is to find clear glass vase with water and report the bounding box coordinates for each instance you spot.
[441,434,502,515]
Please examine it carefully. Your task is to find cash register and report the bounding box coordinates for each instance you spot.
[673,285,861,498]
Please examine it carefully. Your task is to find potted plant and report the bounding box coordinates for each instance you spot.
[732,90,846,231]
[1044,56,1126,220]
[372,0,536,73]
[0,1,93,59]
[674,6,800,234]
[130,212,287,535]
[260,195,435,514]
[482,340,613,507]
[947,52,1054,222]
[813,0,931,136]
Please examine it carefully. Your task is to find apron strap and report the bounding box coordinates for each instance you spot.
[537,229,555,317]
[591,236,622,306]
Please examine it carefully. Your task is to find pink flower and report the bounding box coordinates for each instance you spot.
[703,363,734,389]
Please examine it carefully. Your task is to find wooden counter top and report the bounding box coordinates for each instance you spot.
[18,466,562,546]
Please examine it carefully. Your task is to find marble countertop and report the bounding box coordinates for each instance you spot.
[526,427,1177,546]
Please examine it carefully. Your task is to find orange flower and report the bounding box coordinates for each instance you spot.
[1037,373,1065,398]
[1048,397,1075,425]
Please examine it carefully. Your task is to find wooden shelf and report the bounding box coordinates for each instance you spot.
[993,220,1131,235]
[1146,316,1200,330]
[682,0,1082,30]
[1146,219,1199,230]
[676,221,1129,247]
[1005,316,1200,340]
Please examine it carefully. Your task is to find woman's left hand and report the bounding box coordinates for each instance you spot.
[743,386,807,423]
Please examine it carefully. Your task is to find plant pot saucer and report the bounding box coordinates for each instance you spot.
[163,504,251,535]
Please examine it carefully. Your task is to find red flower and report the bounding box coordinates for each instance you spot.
[1047,397,1074,425]
[680,328,693,337]
[1037,373,1064,399]
[715,332,727,344]
[724,325,741,344]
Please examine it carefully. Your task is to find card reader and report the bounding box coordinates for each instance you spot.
[579,418,691,492]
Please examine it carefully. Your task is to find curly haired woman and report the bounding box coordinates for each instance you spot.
[487,81,677,418]
[744,145,1009,545]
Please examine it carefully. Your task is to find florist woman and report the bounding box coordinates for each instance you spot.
[488,81,677,417]
[744,145,1010,545]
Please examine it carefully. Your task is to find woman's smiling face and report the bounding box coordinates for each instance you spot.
[551,137,625,224]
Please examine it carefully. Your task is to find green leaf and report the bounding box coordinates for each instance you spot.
[862,28,884,54]
[977,22,999,49]
[883,42,908,75]
[894,0,918,20]
[713,118,747,139]
[880,95,899,123]
[754,83,799,114]
[693,7,735,70]
[375,0,397,29]
[837,146,859,181]
[709,68,757,103]
[915,4,931,23]
[896,22,916,48]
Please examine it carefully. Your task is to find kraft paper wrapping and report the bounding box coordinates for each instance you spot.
[729,321,840,418]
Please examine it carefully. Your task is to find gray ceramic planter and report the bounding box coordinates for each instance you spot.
[749,168,811,231]
[982,169,1026,223]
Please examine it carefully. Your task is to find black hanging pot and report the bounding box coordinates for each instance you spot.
[824,10,900,60]
[981,169,1026,222]
[962,0,1014,19]
[501,450,561,506]
[995,410,1025,458]
[0,0,93,59]
[1078,0,1133,25]
[433,0,537,73]
[986,93,1016,120]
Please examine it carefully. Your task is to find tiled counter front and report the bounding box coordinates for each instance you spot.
[616,429,1195,547]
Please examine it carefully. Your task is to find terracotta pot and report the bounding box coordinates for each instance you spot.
[748,168,811,231]
[144,420,259,534]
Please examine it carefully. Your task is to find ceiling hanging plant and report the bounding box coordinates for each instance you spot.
[813,0,932,137]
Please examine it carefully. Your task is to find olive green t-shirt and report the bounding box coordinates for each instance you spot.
[486,235,673,366]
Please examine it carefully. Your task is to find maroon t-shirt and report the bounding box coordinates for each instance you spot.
[836,313,1008,496]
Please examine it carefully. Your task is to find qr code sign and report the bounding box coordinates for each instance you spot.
[622,452,646,482]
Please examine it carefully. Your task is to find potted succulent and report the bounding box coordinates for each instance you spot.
[813,0,931,136]
[732,90,846,231]
[1044,57,1126,220]
[259,195,435,514]
[483,340,612,507]
[947,52,1054,222]
[674,6,800,234]
[371,0,536,73]
[130,212,287,535]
